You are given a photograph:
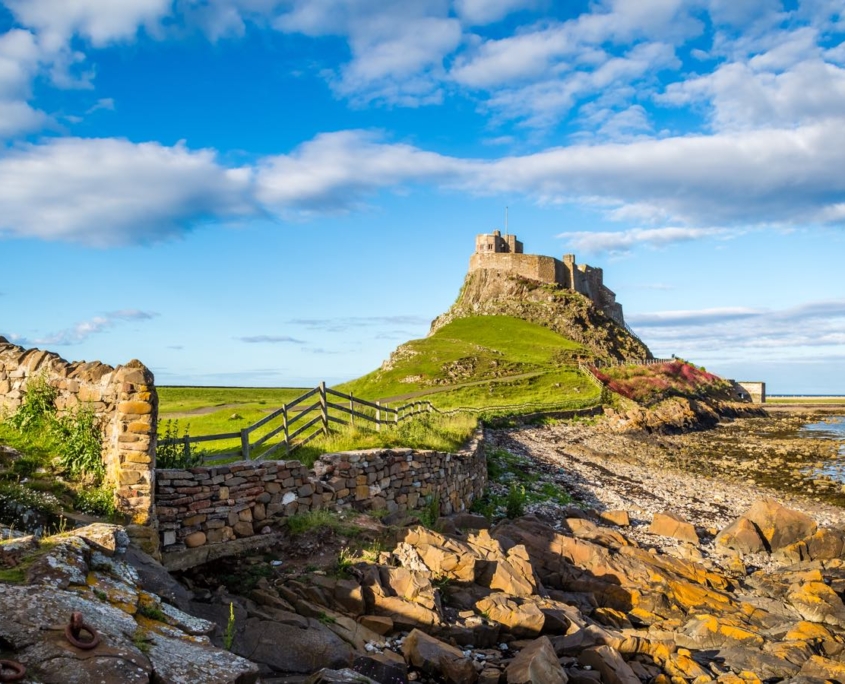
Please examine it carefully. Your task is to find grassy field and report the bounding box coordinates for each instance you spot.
[767,396,845,404]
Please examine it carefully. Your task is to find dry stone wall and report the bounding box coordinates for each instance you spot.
[155,431,486,568]
[0,338,157,548]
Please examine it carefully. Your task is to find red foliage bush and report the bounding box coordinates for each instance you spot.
[589,361,727,405]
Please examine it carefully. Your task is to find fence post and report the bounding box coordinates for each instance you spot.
[240,428,251,461]
[319,381,329,435]
[282,405,290,457]
[395,406,400,425]
[376,401,381,432]
[350,393,355,429]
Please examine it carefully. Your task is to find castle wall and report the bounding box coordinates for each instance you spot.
[0,338,158,552]
[155,432,486,570]
[469,248,626,326]
[469,252,564,286]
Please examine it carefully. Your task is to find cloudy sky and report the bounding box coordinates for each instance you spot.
[1,0,843,393]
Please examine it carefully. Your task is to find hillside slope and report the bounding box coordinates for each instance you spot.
[337,316,599,408]
[431,269,651,361]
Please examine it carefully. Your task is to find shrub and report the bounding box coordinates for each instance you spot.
[74,484,117,518]
[53,407,104,481]
[156,420,204,469]
[506,485,527,519]
[8,375,57,431]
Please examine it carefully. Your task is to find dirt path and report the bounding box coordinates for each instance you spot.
[376,371,544,403]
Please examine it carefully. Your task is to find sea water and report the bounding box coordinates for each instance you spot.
[800,415,845,481]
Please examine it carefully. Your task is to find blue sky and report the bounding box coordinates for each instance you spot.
[1,0,844,393]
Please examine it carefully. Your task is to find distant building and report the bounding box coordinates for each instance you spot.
[469,230,625,325]
[729,381,766,403]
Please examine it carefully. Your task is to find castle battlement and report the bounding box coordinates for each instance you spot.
[469,231,625,326]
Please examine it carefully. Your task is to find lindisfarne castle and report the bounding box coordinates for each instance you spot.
[470,230,625,326]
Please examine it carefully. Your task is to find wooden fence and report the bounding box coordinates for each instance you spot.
[158,382,437,464]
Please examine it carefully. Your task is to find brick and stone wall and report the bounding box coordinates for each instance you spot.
[155,431,486,568]
[0,338,157,545]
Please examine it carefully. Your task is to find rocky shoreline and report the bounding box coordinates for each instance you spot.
[4,407,845,683]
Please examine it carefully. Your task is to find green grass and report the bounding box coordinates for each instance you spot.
[337,315,596,409]
[294,413,478,466]
[157,387,310,460]
[158,386,309,414]
[151,317,600,462]
[767,396,845,404]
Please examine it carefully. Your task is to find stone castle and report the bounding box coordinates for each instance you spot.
[470,231,626,325]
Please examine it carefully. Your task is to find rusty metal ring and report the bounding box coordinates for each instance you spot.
[65,611,101,650]
[0,660,26,682]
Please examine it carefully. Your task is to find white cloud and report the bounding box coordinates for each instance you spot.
[4,0,172,48]
[11,309,158,346]
[469,119,845,226]
[454,0,537,25]
[274,0,460,106]
[238,335,306,344]
[629,307,765,327]
[0,29,49,138]
[254,130,466,212]
[0,137,254,246]
[631,299,845,358]
[557,227,738,254]
[3,117,845,246]
[660,58,845,130]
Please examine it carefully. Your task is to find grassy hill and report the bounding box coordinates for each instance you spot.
[337,315,600,410]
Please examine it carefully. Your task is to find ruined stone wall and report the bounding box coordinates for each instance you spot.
[0,338,157,537]
[155,432,486,568]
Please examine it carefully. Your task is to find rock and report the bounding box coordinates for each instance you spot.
[358,615,394,635]
[717,645,800,680]
[476,594,544,638]
[715,517,767,555]
[741,500,818,551]
[786,581,845,628]
[453,513,491,530]
[506,636,568,684]
[185,531,207,548]
[0,583,258,684]
[401,527,477,581]
[353,652,408,684]
[236,616,353,674]
[305,668,380,683]
[379,567,439,610]
[578,646,640,684]
[600,510,630,527]
[402,629,478,684]
[648,512,699,544]
[71,523,130,557]
[799,655,845,681]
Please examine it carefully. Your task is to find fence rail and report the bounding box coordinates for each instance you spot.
[158,380,605,464]
[159,382,439,463]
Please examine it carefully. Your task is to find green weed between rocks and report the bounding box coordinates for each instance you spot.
[224,602,237,650]
[471,446,574,521]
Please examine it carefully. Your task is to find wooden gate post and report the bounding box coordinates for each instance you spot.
[376,401,381,432]
[240,428,251,460]
[319,381,328,435]
[282,405,290,457]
